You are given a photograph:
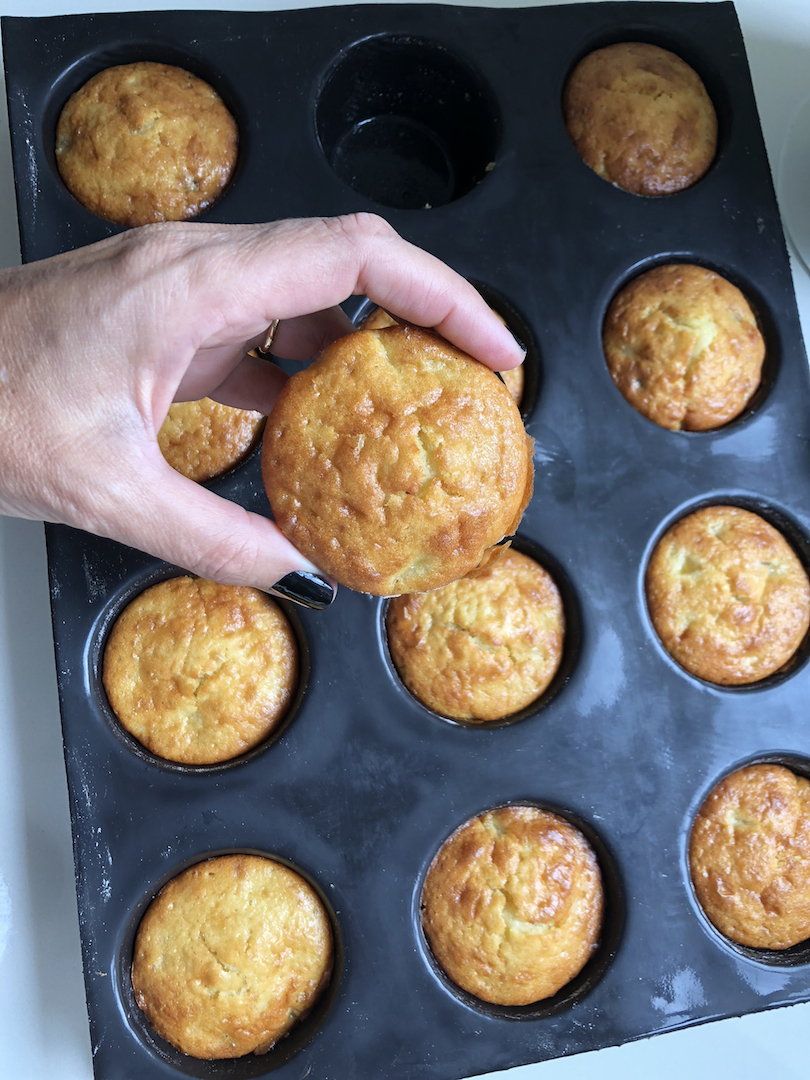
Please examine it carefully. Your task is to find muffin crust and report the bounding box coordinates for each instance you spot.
[646,506,810,685]
[361,306,525,407]
[103,577,298,764]
[422,806,603,1005]
[387,549,564,721]
[603,264,765,430]
[690,764,810,949]
[158,398,264,482]
[132,854,333,1058]
[263,325,534,596]
[56,61,238,226]
[563,42,717,196]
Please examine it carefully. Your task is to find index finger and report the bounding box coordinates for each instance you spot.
[190,215,526,372]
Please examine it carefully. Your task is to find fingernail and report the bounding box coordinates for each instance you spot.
[511,332,527,359]
[269,571,335,610]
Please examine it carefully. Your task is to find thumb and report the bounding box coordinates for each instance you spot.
[105,461,336,609]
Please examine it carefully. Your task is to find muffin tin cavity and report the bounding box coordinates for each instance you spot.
[88,566,309,774]
[378,536,581,729]
[640,495,810,691]
[114,849,343,1076]
[560,27,730,191]
[600,255,779,433]
[315,35,500,209]
[43,44,243,223]
[414,802,623,1020]
[684,754,810,968]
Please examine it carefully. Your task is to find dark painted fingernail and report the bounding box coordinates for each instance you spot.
[269,572,335,609]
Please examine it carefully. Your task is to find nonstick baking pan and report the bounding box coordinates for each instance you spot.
[5,3,810,1078]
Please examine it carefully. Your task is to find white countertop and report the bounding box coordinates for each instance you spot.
[3,1,810,1077]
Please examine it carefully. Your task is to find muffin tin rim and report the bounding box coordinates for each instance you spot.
[596,253,780,436]
[41,42,249,230]
[111,846,345,1076]
[679,751,810,969]
[411,798,625,1021]
[85,562,311,775]
[636,490,810,694]
[376,532,582,730]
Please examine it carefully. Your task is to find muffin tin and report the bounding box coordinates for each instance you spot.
[4,3,810,1078]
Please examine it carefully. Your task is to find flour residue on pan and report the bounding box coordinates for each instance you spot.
[651,966,706,1018]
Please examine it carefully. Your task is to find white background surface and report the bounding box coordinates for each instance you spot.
[2,1,810,1077]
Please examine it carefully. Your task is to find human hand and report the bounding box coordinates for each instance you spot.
[0,213,524,606]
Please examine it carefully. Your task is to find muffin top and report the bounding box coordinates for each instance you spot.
[646,505,810,685]
[262,325,534,596]
[56,61,238,226]
[158,398,264,482]
[132,854,333,1058]
[563,42,717,196]
[422,805,603,1005]
[361,306,525,407]
[103,577,298,764]
[603,264,765,431]
[689,764,810,949]
[387,548,564,721]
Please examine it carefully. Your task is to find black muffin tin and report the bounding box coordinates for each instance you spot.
[5,3,810,1078]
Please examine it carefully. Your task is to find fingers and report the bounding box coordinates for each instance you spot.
[103,459,336,606]
[175,353,288,415]
[176,215,525,372]
[269,306,354,360]
[339,215,526,371]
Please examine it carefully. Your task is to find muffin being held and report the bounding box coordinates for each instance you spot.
[387,548,564,721]
[132,854,333,1058]
[56,61,238,226]
[422,805,603,1005]
[646,505,810,685]
[689,763,810,949]
[603,264,765,431]
[563,42,717,196]
[262,325,534,596]
[361,305,525,407]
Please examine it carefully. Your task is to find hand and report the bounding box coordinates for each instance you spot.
[0,213,525,606]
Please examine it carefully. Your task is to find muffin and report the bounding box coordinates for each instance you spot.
[422,806,603,1005]
[689,764,810,949]
[158,398,264,482]
[103,577,298,764]
[563,42,717,196]
[646,505,810,685]
[603,265,765,430]
[55,61,238,226]
[132,854,333,1058]
[387,549,564,721]
[361,306,525,406]
[262,325,534,596]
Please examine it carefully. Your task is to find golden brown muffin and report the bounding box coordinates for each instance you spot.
[689,764,810,949]
[361,306,525,407]
[132,854,333,1058]
[158,399,264,482]
[603,265,765,431]
[422,806,603,1005]
[55,61,238,226]
[646,506,810,685]
[103,577,298,764]
[263,325,534,596]
[563,42,717,196]
[387,549,563,721]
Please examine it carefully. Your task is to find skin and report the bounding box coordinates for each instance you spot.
[0,213,524,593]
